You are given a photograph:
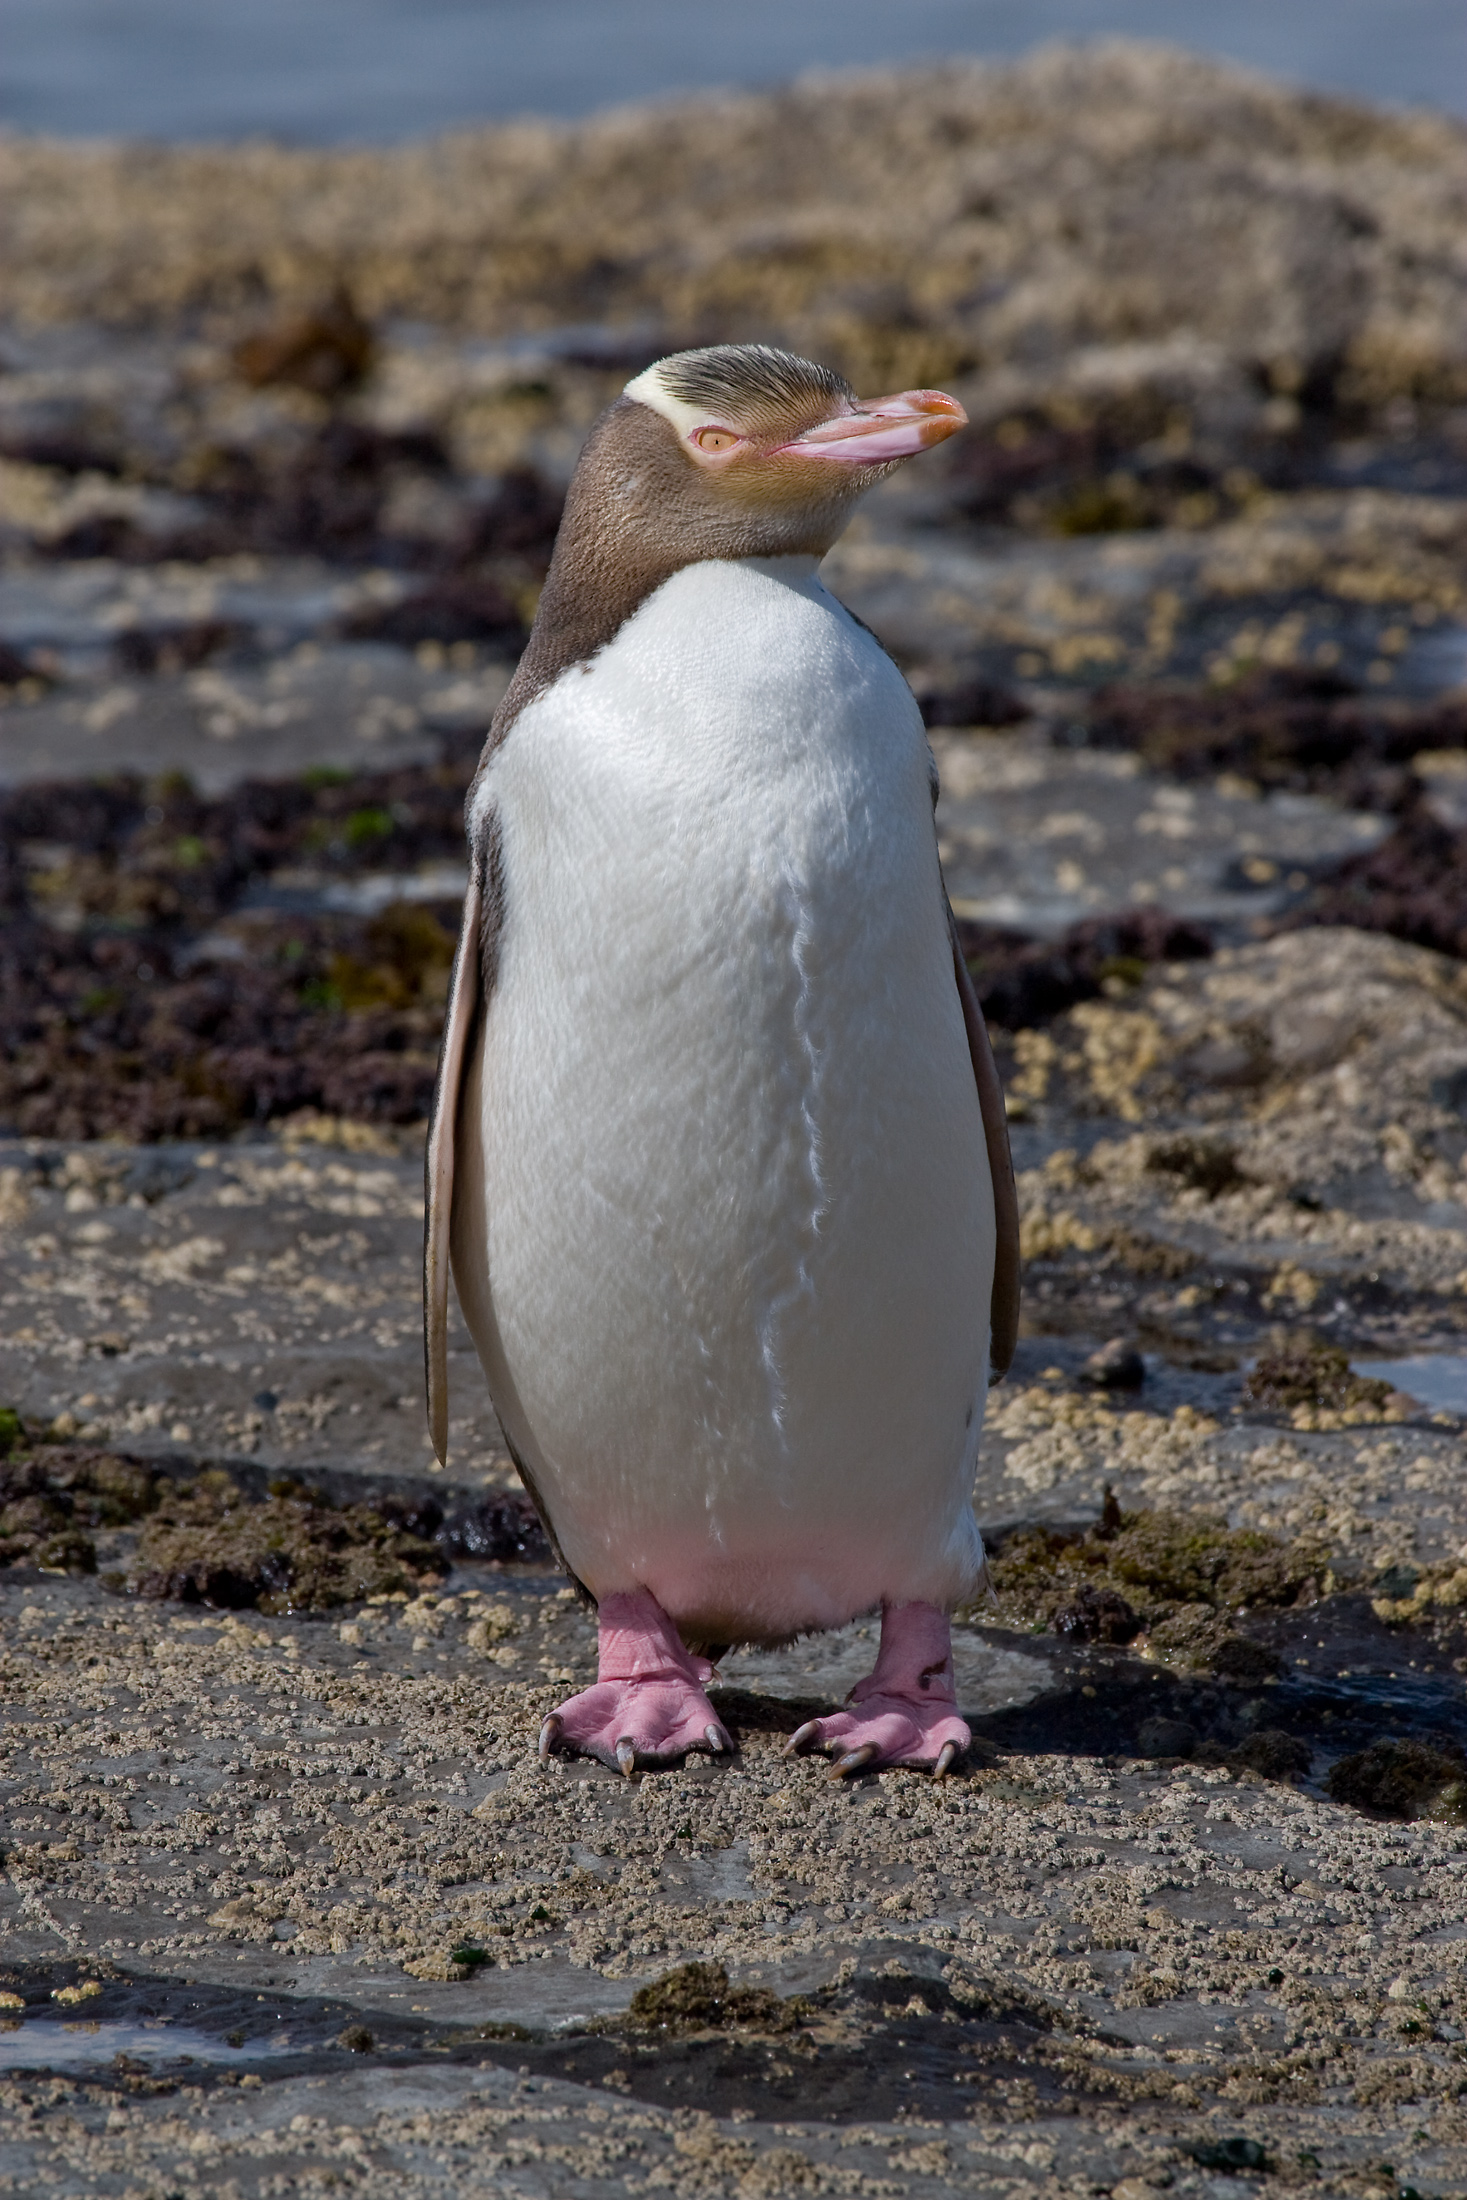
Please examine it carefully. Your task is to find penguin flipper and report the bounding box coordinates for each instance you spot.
[423,864,484,1465]
[948,902,1021,1383]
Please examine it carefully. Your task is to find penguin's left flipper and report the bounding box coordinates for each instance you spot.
[785,1600,970,1779]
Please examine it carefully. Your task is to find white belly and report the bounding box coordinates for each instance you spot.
[451,555,994,1642]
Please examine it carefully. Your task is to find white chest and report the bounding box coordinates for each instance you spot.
[472,555,936,969]
[455,555,993,1634]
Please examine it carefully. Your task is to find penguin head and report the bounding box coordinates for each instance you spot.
[495,345,967,724]
[579,343,966,563]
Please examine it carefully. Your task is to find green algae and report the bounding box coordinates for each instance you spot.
[0,1434,161,1575]
[1229,1729,1312,1782]
[1325,1739,1467,1823]
[0,1424,442,1613]
[110,1469,441,1615]
[624,1963,806,2039]
[1144,1134,1248,1200]
[1244,1335,1395,1416]
[987,1490,1324,1672]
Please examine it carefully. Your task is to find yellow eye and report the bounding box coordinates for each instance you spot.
[692,427,739,453]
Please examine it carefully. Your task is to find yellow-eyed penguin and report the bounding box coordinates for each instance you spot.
[425,344,1019,1779]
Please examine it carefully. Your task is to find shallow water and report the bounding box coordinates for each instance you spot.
[1,0,1462,142]
[1357,1355,1467,1416]
[0,2016,298,2071]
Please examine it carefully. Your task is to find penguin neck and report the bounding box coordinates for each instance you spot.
[481,400,857,763]
[733,553,822,588]
[486,546,827,762]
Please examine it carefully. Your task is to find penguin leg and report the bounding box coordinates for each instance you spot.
[786,1602,970,1778]
[538,1589,732,1775]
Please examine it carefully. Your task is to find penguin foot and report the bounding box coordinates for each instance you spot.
[538,1589,732,1774]
[784,1600,970,1776]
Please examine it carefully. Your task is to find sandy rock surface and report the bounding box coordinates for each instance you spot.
[4,924,1467,2195]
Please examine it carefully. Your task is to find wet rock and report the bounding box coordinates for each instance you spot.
[1244,1337,1394,1417]
[910,666,1028,730]
[1136,1716,1197,1759]
[1277,799,1467,961]
[956,906,1212,1034]
[109,1468,441,1614]
[437,1491,551,1566]
[1229,1729,1312,1781]
[338,574,524,649]
[1325,1738,1467,1821]
[232,289,376,398]
[1049,1584,1140,1644]
[1078,1340,1147,1390]
[1207,1634,1284,1684]
[1143,1135,1246,1201]
[1017,929,1467,1162]
[1077,669,1467,812]
[0,1440,160,1574]
[624,1962,803,2038]
[1189,2139,1270,2173]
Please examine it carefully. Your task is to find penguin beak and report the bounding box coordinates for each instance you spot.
[781,389,967,465]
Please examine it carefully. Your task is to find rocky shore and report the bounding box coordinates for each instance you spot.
[2,43,1467,2199]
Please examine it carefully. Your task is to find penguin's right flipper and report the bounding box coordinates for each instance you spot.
[423,864,484,1466]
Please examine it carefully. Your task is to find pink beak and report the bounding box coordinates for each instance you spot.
[781,388,967,465]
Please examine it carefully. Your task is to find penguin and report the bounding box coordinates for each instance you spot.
[425,344,1019,1779]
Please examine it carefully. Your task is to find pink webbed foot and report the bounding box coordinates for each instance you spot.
[786,1602,970,1778]
[538,1590,733,1775]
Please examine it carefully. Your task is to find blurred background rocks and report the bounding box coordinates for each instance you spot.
[0,45,1465,1144]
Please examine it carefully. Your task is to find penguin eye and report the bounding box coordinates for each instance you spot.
[691,427,740,453]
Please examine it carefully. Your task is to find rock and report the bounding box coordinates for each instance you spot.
[1078,1340,1146,1390]
[232,289,375,397]
[1325,1738,1467,1820]
[1190,2139,1270,2172]
[1050,1585,1140,1644]
[625,1961,800,2037]
[910,667,1028,730]
[1209,1635,1284,1684]
[1229,1729,1312,1781]
[1136,1716,1197,1759]
[3,48,1461,413]
[1244,1338,1395,1416]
